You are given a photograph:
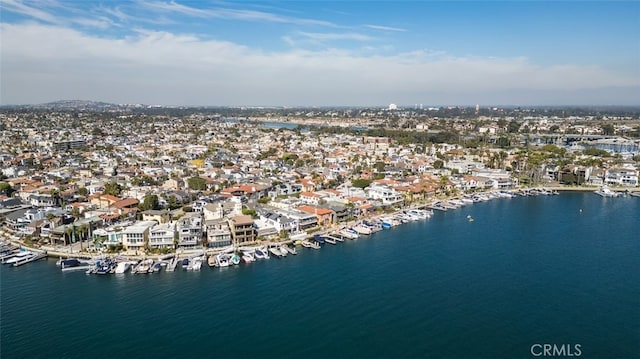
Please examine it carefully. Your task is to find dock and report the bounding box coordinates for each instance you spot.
[166,256,178,272]
[13,252,48,267]
[325,234,344,242]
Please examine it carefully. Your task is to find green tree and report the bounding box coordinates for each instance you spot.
[187,177,207,190]
[433,160,444,169]
[583,148,611,157]
[0,182,15,196]
[601,124,615,136]
[507,120,520,133]
[351,178,372,189]
[166,195,181,209]
[103,182,123,196]
[77,187,88,196]
[139,194,160,211]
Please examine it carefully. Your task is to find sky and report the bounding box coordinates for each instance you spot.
[1,0,639,107]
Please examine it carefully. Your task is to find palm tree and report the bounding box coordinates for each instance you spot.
[64,226,73,246]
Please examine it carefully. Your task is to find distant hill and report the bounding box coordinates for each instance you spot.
[0,100,152,111]
[29,100,125,110]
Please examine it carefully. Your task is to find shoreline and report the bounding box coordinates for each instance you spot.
[3,187,638,263]
[543,185,640,192]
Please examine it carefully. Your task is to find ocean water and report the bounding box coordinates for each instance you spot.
[1,193,639,358]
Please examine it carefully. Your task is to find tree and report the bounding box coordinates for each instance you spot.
[351,178,372,189]
[187,177,207,191]
[507,120,520,133]
[601,124,615,136]
[103,182,123,196]
[433,160,444,169]
[139,194,160,211]
[166,195,181,210]
[77,187,88,196]
[0,182,15,196]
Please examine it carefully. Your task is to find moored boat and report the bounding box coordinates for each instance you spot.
[3,250,34,264]
[594,186,622,198]
[283,244,297,255]
[114,261,132,274]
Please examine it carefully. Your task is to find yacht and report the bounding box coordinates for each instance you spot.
[594,186,622,198]
[207,255,218,267]
[114,261,132,274]
[352,224,372,235]
[59,258,82,269]
[216,253,230,267]
[242,252,255,263]
[4,251,34,264]
[283,245,297,255]
[268,247,283,257]
[135,259,154,274]
[302,240,320,249]
[324,237,337,245]
[254,248,268,259]
[339,228,359,239]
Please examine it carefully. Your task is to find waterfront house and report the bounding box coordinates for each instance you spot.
[297,205,334,226]
[176,212,203,249]
[605,168,639,187]
[148,222,176,249]
[229,214,256,244]
[204,218,232,248]
[256,210,298,234]
[122,221,156,252]
[366,183,403,206]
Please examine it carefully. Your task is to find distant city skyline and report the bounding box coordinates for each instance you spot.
[1,0,639,106]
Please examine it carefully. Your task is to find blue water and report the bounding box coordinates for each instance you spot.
[2,193,639,358]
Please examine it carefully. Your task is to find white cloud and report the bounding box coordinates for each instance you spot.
[139,1,339,27]
[0,0,60,24]
[298,31,374,42]
[1,23,638,106]
[364,24,407,32]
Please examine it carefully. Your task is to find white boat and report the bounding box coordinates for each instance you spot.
[269,247,283,257]
[135,259,154,274]
[114,261,132,274]
[207,255,217,267]
[283,245,297,255]
[324,237,336,245]
[190,257,203,271]
[242,252,255,263]
[216,253,230,267]
[279,246,289,256]
[339,229,359,239]
[4,251,34,264]
[353,225,372,235]
[187,256,203,271]
[254,248,268,259]
[301,240,320,249]
[594,186,622,198]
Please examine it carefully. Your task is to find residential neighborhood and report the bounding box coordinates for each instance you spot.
[1,103,639,255]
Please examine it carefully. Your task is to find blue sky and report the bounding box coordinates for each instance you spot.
[1,0,639,106]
